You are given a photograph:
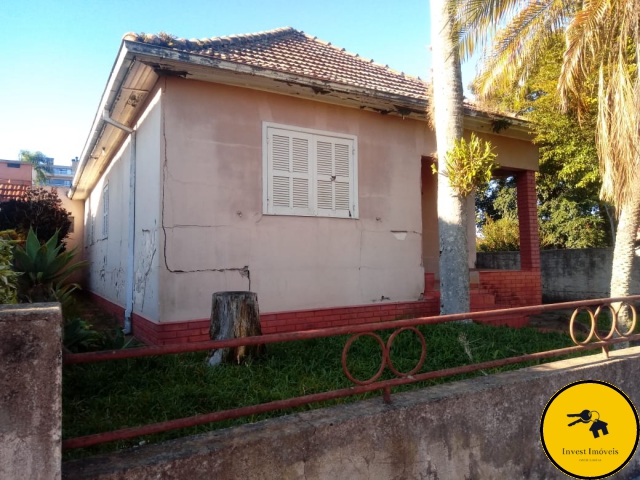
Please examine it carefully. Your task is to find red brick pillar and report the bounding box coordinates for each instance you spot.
[516,170,541,271]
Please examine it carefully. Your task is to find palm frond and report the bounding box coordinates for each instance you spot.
[456,0,530,61]
[470,0,572,99]
[558,0,610,112]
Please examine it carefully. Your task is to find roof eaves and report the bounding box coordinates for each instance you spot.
[70,42,137,199]
[124,40,429,108]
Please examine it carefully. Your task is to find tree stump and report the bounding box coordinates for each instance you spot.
[208,291,264,366]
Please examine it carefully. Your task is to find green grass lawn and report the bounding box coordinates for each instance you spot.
[63,322,598,460]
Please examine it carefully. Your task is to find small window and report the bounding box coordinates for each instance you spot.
[102,183,109,239]
[68,216,74,233]
[263,123,358,218]
[7,163,20,169]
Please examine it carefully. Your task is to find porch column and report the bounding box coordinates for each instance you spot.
[516,170,540,271]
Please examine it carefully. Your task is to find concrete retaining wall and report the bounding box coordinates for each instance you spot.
[63,347,640,479]
[477,248,640,302]
[0,304,62,480]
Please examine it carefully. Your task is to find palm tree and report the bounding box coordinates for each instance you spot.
[455,0,640,330]
[19,150,49,185]
[431,0,470,315]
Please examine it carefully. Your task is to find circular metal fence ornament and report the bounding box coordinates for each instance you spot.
[385,327,427,377]
[341,333,387,385]
[569,307,597,345]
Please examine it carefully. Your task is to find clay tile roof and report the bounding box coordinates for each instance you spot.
[0,182,31,202]
[123,27,428,100]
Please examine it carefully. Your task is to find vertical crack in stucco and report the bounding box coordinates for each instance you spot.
[135,229,157,313]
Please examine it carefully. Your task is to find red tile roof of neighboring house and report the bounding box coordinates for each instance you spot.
[123,27,428,101]
[0,182,31,202]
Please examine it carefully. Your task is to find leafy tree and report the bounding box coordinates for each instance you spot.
[18,150,50,185]
[455,0,640,331]
[0,188,72,247]
[475,37,612,250]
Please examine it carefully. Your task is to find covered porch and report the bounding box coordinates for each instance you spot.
[422,164,542,327]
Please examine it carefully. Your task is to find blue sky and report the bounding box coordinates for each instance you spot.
[0,0,477,166]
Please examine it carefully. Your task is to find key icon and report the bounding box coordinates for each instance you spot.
[567,409,592,426]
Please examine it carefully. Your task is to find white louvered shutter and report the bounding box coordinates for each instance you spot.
[267,128,313,215]
[315,136,354,218]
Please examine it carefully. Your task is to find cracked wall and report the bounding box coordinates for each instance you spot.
[132,91,162,321]
[158,78,539,323]
[84,88,162,322]
[159,79,429,322]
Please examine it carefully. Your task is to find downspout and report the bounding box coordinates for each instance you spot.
[102,109,136,334]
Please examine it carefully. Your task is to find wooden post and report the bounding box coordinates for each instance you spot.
[208,291,264,366]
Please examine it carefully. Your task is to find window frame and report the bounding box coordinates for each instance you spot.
[262,122,359,219]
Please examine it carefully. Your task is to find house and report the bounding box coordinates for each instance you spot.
[0,160,33,201]
[0,158,84,253]
[71,27,542,345]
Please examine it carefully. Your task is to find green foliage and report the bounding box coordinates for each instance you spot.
[63,318,101,353]
[0,187,72,248]
[0,230,20,304]
[18,150,50,185]
[475,38,613,249]
[477,217,520,252]
[63,318,130,353]
[433,133,499,197]
[13,228,88,309]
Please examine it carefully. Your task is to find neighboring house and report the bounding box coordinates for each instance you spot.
[71,27,542,345]
[0,158,84,252]
[0,160,34,201]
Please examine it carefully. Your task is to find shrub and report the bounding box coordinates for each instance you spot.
[477,217,520,252]
[0,230,20,304]
[0,187,72,247]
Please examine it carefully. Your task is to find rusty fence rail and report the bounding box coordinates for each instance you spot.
[62,295,640,451]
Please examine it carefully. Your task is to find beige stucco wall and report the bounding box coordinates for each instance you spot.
[53,186,84,256]
[84,90,162,321]
[160,78,431,320]
[82,75,538,324]
[473,131,539,172]
[158,78,538,322]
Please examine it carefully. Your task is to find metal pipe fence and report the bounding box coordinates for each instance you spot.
[62,295,640,450]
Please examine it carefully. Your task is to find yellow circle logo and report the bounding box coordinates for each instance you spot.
[540,380,639,479]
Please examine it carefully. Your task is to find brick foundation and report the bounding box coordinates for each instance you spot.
[87,276,539,346]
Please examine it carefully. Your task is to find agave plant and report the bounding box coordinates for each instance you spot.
[13,228,88,307]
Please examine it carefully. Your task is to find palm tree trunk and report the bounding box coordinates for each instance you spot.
[430,0,470,315]
[610,180,640,333]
